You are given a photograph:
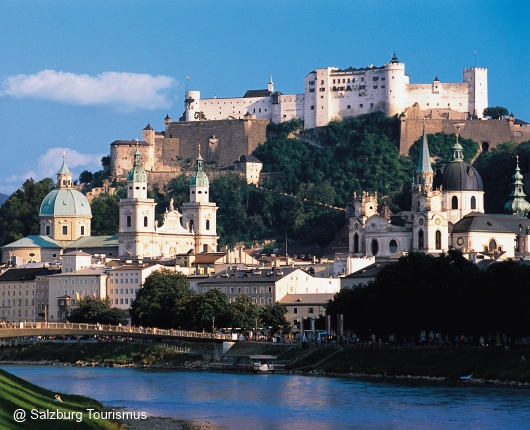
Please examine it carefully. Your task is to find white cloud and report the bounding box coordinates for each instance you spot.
[0,148,104,195]
[37,148,103,179]
[0,70,176,110]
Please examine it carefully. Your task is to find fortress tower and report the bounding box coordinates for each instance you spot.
[384,53,407,116]
[463,67,488,118]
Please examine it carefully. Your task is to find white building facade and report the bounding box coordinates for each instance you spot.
[184,55,488,129]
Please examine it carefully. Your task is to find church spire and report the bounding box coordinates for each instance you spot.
[268,71,274,93]
[451,132,464,162]
[415,122,433,186]
[504,156,530,216]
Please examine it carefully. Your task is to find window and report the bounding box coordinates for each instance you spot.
[308,307,314,314]
[418,230,424,250]
[489,239,497,251]
[359,104,363,108]
[80,226,85,235]
[127,216,131,227]
[389,239,398,254]
[371,239,379,256]
[62,226,68,235]
[435,230,442,250]
[206,220,210,230]
[45,226,51,235]
[244,287,249,293]
[452,196,458,209]
[310,105,314,110]
[144,216,148,227]
[189,219,194,233]
[471,196,476,210]
[293,307,298,314]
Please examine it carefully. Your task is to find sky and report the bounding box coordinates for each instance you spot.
[0,0,528,195]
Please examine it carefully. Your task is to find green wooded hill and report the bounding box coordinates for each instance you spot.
[0,114,529,250]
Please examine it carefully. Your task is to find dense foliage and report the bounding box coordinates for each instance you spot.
[130,269,196,329]
[0,178,53,246]
[474,140,530,213]
[68,297,129,325]
[326,252,530,340]
[483,106,509,119]
[254,113,414,211]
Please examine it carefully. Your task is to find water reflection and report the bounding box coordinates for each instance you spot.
[3,366,530,430]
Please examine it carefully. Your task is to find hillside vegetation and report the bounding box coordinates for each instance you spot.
[1,114,529,250]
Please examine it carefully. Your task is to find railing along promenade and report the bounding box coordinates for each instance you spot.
[0,322,237,343]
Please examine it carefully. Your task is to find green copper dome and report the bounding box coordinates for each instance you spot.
[189,152,209,187]
[127,148,147,182]
[40,189,92,217]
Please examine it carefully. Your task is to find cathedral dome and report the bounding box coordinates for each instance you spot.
[440,161,483,191]
[438,137,483,192]
[40,189,92,217]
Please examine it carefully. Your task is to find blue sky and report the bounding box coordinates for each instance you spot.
[0,0,528,195]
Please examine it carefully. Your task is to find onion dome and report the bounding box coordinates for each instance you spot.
[190,149,209,187]
[40,156,91,217]
[504,156,530,216]
[440,135,483,191]
[127,148,147,182]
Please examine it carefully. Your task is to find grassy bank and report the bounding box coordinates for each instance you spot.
[0,342,192,366]
[294,347,530,382]
[0,368,120,429]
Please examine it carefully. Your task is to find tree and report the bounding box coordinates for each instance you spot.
[0,178,53,246]
[260,302,290,334]
[193,288,230,332]
[68,297,128,325]
[78,170,94,184]
[483,106,509,119]
[130,269,195,329]
[229,294,260,331]
[90,194,120,235]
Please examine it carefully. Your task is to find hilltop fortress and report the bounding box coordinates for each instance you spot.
[110,54,530,183]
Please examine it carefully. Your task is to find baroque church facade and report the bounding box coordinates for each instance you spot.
[348,125,530,260]
[118,147,218,257]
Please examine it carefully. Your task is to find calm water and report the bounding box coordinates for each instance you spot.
[3,365,530,429]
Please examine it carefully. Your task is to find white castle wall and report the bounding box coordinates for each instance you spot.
[184,60,487,129]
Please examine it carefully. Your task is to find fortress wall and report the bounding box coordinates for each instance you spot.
[405,83,468,113]
[399,118,524,155]
[165,119,268,167]
[110,142,150,180]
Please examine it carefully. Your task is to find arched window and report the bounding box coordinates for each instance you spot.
[80,226,85,236]
[126,216,131,227]
[418,230,424,250]
[489,239,497,251]
[471,196,476,210]
[189,219,194,233]
[452,196,458,209]
[144,216,148,227]
[45,226,51,236]
[371,239,379,256]
[353,233,359,254]
[435,230,441,250]
[206,219,210,230]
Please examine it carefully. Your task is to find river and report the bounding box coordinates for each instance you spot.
[3,365,530,429]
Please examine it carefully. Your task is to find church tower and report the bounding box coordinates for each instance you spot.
[181,147,218,253]
[411,124,448,253]
[118,148,157,257]
[504,156,530,216]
